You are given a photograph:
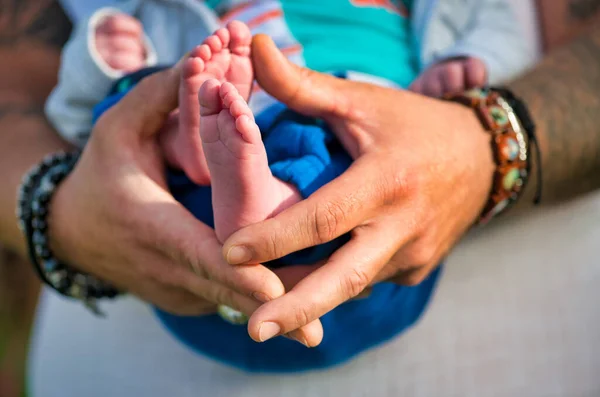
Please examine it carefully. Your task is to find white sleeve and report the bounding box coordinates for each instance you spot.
[45,7,157,147]
[427,0,539,85]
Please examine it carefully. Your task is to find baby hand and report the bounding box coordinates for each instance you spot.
[409,57,487,98]
[95,13,147,73]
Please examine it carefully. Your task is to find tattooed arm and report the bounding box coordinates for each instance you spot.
[511,22,600,205]
[0,0,73,255]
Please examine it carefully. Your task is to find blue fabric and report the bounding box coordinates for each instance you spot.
[93,68,442,373]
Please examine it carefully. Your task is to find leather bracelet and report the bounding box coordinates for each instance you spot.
[17,152,121,315]
[445,87,540,225]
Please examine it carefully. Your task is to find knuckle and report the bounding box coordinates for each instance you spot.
[312,201,346,244]
[407,241,437,270]
[341,267,371,300]
[292,306,312,330]
[400,271,428,287]
[386,168,419,204]
[265,232,284,260]
[214,286,237,307]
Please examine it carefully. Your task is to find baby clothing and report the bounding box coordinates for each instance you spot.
[51,0,534,373]
[50,0,535,146]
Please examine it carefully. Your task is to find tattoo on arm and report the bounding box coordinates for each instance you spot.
[0,0,72,49]
[509,23,600,203]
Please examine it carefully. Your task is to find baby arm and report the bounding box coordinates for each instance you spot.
[45,8,156,146]
[95,14,148,73]
[411,0,537,97]
[409,56,487,97]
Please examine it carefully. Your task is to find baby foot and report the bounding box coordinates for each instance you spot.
[199,80,301,243]
[95,13,147,72]
[160,21,254,185]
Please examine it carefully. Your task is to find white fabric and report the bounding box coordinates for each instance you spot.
[29,192,600,396]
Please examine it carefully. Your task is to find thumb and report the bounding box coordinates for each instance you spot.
[103,63,182,139]
[252,34,349,119]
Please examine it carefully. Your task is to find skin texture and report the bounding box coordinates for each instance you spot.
[410,57,488,97]
[222,24,600,344]
[162,21,257,186]
[95,14,147,73]
[0,0,319,353]
[1,0,600,363]
[509,22,600,206]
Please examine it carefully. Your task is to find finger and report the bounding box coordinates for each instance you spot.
[247,224,407,344]
[421,71,444,98]
[252,34,350,119]
[408,76,425,94]
[136,193,288,303]
[104,52,145,72]
[464,58,488,88]
[286,320,324,348]
[136,192,324,345]
[274,263,323,291]
[100,35,145,56]
[97,14,144,37]
[371,236,445,286]
[223,158,386,265]
[440,62,466,95]
[387,263,441,287]
[99,64,182,140]
[277,264,375,301]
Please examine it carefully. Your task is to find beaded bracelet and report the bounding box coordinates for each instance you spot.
[17,152,120,315]
[445,87,541,225]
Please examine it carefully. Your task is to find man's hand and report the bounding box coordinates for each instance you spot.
[221,35,495,344]
[45,63,322,345]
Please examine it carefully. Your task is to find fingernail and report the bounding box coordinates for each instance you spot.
[258,322,281,342]
[227,246,252,265]
[252,292,271,303]
[286,332,310,348]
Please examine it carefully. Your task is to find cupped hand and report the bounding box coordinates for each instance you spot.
[46,63,322,345]
[222,35,495,344]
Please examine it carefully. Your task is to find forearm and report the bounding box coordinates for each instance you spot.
[0,0,73,256]
[509,22,600,205]
[0,105,71,256]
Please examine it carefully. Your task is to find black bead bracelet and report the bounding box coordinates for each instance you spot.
[17,152,120,315]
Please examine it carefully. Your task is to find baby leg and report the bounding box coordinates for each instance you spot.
[199,80,301,242]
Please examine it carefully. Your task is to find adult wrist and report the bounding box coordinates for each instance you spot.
[445,87,540,225]
[16,151,121,315]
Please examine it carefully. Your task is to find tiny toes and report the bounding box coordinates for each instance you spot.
[214,28,231,48]
[227,20,252,56]
[229,99,253,120]
[236,114,260,143]
[182,57,205,78]
[198,44,212,62]
[204,35,223,53]
[220,83,240,107]
[199,79,223,116]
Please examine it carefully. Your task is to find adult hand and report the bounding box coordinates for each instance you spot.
[46,63,322,346]
[223,35,496,344]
